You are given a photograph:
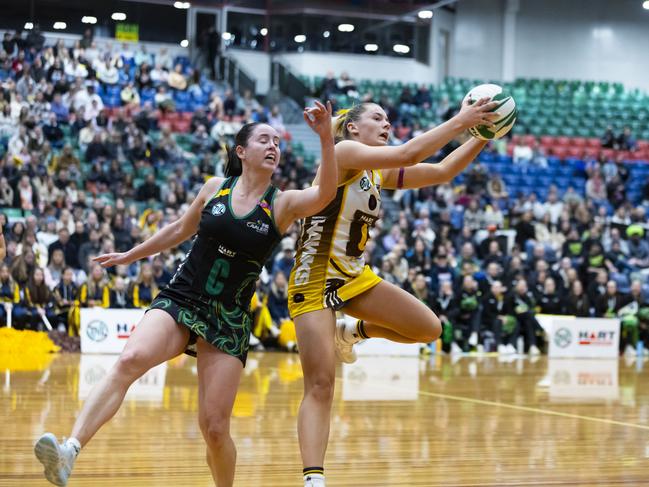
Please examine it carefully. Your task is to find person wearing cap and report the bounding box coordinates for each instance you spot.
[627,224,649,269]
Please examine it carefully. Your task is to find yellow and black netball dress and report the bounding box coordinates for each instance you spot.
[288,169,383,318]
[150,176,281,364]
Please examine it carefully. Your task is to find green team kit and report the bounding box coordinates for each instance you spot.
[150,177,281,364]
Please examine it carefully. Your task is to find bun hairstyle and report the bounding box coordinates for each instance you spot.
[225,122,261,177]
[332,103,371,143]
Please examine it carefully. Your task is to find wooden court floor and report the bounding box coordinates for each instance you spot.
[2,351,649,486]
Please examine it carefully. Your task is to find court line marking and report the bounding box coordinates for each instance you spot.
[366,382,649,431]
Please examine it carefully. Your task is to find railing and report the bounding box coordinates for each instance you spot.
[219,56,256,96]
[271,61,311,108]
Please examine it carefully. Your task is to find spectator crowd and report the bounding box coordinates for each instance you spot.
[1,32,648,357]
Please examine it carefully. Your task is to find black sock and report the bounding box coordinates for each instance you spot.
[303,466,324,480]
[356,319,369,339]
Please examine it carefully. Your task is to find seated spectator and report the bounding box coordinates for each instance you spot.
[78,263,109,308]
[432,280,455,353]
[616,126,636,152]
[601,126,615,149]
[448,274,482,353]
[167,64,187,91]
[595,280,627,318]
[481,280,517,354]
[22,267,57,331]
[109,276,132,308]
[618,280,649,356]
[120,82,141,107]
[129,262,159,308]
[53,267,78,334]
[505,279,542,355]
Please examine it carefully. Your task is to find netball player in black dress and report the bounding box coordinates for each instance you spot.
[35,101,337,487]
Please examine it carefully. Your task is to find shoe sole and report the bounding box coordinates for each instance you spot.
[34,434,67,487]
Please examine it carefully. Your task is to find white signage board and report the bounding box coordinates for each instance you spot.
[537,315,620,359]
[80,308,145,354]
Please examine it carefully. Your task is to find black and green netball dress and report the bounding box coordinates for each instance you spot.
[149,176,281,365]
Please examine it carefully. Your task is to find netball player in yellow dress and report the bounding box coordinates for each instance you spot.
[288,99,496,486]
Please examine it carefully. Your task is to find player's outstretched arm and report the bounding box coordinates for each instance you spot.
[381,137,487,189]
[275,101,337,231]
[336,98,497,171]
[94,177,223,268]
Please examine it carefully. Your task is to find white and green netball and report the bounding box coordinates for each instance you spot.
[463,84,517,140]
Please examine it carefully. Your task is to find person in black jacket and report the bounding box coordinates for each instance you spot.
[538,277,565,315]
[53,267,78,332]
[566,279,591,317]
[109,276,131,308]
[506,279,542,355]
[481,280,517,354]
[432,280,455,353]
[448,274,482,353]
[595,280,629,318]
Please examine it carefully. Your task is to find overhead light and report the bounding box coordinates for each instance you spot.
[338,23,354,32]
[173,1,190,8]
[393,44,410,54]
[644,1,649,9]
[364,43,378,52]
[24,22,34,30]
[418,10,433,19]
[294,34,306,43]
[180,39,189,47]
[53,22,67,30]
[222,32,232,40]
[260,27,268,36]
[323,30,330,38]
[81,16,97,24]
[111,12,127,21]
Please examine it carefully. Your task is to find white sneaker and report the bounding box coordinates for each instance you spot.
[468,332,478,347]
[450,342,463,355]
[529,345,541,356]
[624,344,637,357]
[305,477,326,487]
[34,433,78,487]
[304,473,326,487]
[497,344,508,354]
[505,344,517,355]
[334,319,357,363]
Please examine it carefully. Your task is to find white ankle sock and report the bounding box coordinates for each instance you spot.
[65,437,81,456]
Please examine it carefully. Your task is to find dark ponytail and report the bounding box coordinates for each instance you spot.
[224,122,260,178]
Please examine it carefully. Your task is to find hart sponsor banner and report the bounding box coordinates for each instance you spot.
[80,308,146,354]
[538,315,620,358]
[79,354,167,402]
[342,356,419,401]
[548,358,619,402]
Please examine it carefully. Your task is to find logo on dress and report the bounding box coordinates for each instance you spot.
[247,220,270,235]
[359,176,371,191]
[212,203,226,216]
[218,245,236,257]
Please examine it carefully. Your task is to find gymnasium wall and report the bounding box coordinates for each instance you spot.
[237,0,649,95]
[452,0,649,91]
[513,0,649,91]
